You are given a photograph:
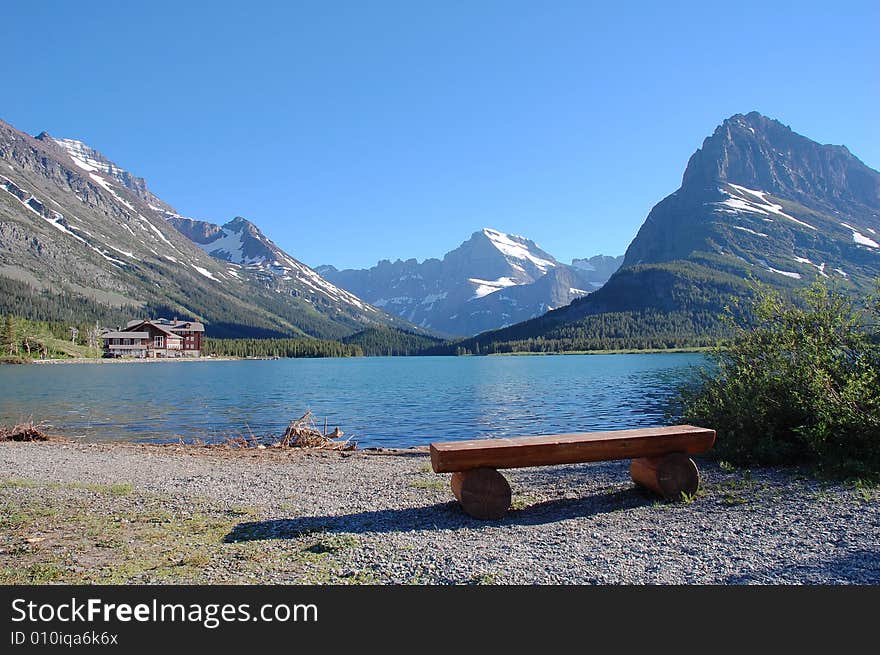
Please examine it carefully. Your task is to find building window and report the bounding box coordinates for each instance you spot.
[154,336,164,348]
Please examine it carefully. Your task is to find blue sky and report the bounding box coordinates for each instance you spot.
[2,1,878,269]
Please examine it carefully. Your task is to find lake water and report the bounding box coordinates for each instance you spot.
[0,354,705,448]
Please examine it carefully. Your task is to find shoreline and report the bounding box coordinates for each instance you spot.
[28,355,245,365]
[487,347,712,356]
[7,347,713,365]
[1,440,876,584]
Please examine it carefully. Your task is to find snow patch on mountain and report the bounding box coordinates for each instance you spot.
[792,256,828,278]
[732,225,768,237]
[481,228,556,273]
[767,266,802,279]
[840,222,879,248]
[108,245,134,258]
[718,184,816,230]
[54,139,111,174]
[468,276,518,300]
[191,265,219,281]
[1,175,127,267]
[86,171,137,212]
[199,228,262,264]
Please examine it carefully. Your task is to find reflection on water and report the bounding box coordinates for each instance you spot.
[0,353,705,448]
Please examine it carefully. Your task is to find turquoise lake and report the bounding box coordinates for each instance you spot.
[0,353,706,447]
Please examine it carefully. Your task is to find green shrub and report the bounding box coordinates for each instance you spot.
[679,280,880,477]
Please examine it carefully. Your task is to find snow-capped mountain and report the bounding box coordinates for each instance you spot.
[163,214,378,315]
[446,111,880,354]
[44,135,175,213]
[571,254,625,286]
[0,120,411,338]
[165,216,274,265]
[318,228,620,335]
[620,111,880,284]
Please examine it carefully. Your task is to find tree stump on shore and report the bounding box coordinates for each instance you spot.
[630,452,700,500]
[450,468,512,520]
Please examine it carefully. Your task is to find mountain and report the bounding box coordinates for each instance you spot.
[0,120,411,338]
[318,228,621,335]
[164,215,278,265]
[45,135,175,213]
[445,112,880,353]
[571,255,625,287]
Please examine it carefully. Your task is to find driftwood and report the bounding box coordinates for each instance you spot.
[278,410,354,450]
[0,420,50,442]
[219,410,355,451]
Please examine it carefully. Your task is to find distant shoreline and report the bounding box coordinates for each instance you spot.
[487,347,712,356]
[4,347,713,365]
[29,356,243,365]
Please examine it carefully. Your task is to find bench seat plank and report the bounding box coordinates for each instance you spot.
[430,425,715,473]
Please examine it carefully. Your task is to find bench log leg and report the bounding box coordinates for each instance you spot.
[630,453,700,501]
[450,468,512,520]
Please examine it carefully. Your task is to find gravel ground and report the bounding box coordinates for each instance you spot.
[1,441,877,584]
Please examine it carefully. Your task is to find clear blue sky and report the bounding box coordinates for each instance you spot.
[2,1,878,269]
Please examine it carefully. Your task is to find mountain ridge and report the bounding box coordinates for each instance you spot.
[0,118,415,339]
[319,227,621,335]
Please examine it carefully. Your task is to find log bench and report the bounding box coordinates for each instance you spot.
[429,425,716,520]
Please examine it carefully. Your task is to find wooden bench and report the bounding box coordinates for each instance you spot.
[429,425,716,520]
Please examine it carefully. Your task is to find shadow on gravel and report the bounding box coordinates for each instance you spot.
[224,488,654,542]
[723,549,880,585]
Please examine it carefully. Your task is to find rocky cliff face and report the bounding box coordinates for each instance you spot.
[35,133,175,213]
[681,112,880,210]
[621,112,879,284]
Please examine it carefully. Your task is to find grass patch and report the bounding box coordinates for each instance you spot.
[20,563,66,583]
[109,483,133,496]
[304,534,360,555]
[0,479,384,585]
[1,479,134,495]
[409,477,447,491]
[0,478,40,488]
[851,479,878,503]
[510,494,539,511]
[0,485,251,584]
[68,481,133,496]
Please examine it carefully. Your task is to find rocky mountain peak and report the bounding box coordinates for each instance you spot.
[165,216,224,244]
[444,227,559,283]
[681,111,880,210]
[37,133,174,211]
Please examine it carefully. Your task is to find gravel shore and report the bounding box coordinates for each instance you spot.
[1,441,877,584]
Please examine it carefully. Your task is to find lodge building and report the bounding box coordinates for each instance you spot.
[101,318,205,358]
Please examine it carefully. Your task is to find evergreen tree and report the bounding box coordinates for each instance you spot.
[2,315,15,356]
